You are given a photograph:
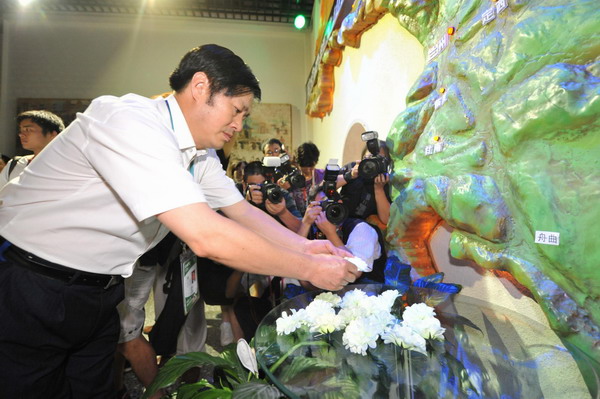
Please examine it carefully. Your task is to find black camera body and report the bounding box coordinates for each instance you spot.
[320,162,348,225]
[247,182,284,205]
[358,131,390,180]
[260,182,284,204]
[276,153,306,189]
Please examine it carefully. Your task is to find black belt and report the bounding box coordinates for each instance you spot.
[0,239,123,289]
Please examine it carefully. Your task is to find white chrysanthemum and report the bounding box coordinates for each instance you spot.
[402,303,436,325]
[342,316,381,355]
[339,289,369,310]
[305,299,335,318]
[314,292,342,307]
[304,299,340,332]
[309,310,343,334]
[381,323,427,354]
[276,309,306,335]
[368,309,397,333]
[375,290,401,312]
[408,316,445,340]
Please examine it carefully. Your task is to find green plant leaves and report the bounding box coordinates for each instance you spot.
[232,382,282,399]
[143,352,235,398]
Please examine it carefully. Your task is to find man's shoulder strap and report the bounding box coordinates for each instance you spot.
[7,156,23,178]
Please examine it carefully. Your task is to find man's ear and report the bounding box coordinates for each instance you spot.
[190,72,210,100]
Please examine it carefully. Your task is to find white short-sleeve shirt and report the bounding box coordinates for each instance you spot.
[0,156,32,188]
[0,94,242,276]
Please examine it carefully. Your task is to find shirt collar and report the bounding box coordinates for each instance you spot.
[163,95,208,159]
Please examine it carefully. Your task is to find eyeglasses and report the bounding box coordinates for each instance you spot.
[266,148,282,156]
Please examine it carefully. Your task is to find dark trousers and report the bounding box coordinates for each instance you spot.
[0,260,124,398]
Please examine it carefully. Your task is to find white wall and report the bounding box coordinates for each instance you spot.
[0,11,312,154]
[310,13,425,167]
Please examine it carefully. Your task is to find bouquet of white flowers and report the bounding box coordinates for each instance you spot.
[275,289,445,356]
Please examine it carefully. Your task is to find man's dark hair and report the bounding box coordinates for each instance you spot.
[296,142,320,168]
[169,44,261,102]
[308,183,325,203]
[16,110,65,136]
[242,161,266,183]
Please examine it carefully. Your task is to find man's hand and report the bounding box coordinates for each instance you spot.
[374,173,389,188]
[307,254,360,291]
[303,239,352,258]
[315,212,337,238]
[265,199,286,216]
[277,177,291,190]
[351,160,360,179]
[302,201,321,225]
[246,184,264,204]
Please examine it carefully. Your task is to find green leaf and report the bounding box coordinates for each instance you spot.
[144,352,235,398]
[193,388,234,399]
[176,381,214,399]
[219,345,249,384]
[232,382,282,399]
[278,355,336,384]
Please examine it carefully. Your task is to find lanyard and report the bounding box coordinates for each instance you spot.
[165,99,194,175]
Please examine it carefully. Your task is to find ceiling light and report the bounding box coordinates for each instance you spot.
[294,14,306,30]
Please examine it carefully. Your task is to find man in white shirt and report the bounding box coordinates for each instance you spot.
[0,109,64,186]
[0,44,358,397]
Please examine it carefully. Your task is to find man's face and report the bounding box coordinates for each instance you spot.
[264,143,282,157]
[244,174,266,205]
[186,87,254,150]
[244,174,266,190]
[18,119,57,154]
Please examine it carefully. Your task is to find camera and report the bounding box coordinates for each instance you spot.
[247,182,284,205]
[319,161,348,225]
[276,153,305,189]
[358,131,390,180]
[260,182,284,204]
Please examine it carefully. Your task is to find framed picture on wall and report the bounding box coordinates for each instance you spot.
[229,103,292,167]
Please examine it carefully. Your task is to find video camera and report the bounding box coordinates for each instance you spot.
[358,131,390,180]
[319,161,348,225]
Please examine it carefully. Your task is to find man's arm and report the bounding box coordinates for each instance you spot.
[265,200,302,232]
[157,201,358,291]
[222,200,306,250]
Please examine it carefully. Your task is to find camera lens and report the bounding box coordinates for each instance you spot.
[264,183,283,204]
[322,201,348,225]
[358,159,379,179]
[288,173,306,189]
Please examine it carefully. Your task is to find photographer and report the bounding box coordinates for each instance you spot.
[339,132,392,227]
[295,182,387,291]
[241,161,301,232]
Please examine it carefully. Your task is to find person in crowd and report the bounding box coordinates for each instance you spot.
[0,110,64,186]
[242,160,302,231]
[0,154,10,173]
[296,183,387,287]
[339,139,392,228]
[229,160,247,184]
[0,44,358,397]
[282,142,325,215]
[262,137,286,157]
